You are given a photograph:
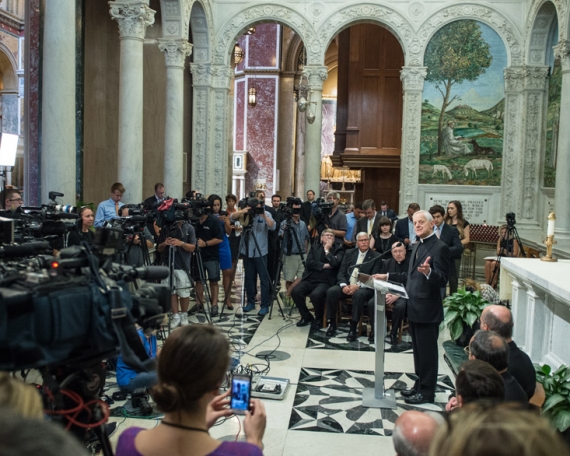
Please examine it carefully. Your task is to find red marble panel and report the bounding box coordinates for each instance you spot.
[247,23,278,69]
[245,76,277,194]
[235,79,245,151]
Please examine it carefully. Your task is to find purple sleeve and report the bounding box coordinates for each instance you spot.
[115,427,145,456]
[208,441,264,456]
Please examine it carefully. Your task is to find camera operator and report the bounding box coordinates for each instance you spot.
[115,326,158,393]
[118,207,155,267]
[279,198,310,299]
[192,202,224,317]
[157,218,196,329]
[231,198,276,316]
[2,188,24,211]
[94,182,125,227]
[325,192,347,244]
[67,206,95,247]
[268,194,284,283]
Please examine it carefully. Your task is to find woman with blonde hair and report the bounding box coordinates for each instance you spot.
[0,372,44,419]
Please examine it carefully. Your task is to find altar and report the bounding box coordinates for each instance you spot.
[500,258,570,368]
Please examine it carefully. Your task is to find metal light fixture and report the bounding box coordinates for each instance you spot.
[248,81,257,107]
[296,73,310,112]
[246,27,256,35]
[306,110,316,124]
[234,42,244,64]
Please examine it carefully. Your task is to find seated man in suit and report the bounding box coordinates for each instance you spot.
[395,203,420,254]
[325,232,382,342]
[291,229,345,328]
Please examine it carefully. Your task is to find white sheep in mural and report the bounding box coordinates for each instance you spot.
[433,164,453,180]
[464,159,493,178]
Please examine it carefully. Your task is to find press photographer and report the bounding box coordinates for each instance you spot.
[231,195,275,316]
[117,206,155,268]
[310,193,347,244]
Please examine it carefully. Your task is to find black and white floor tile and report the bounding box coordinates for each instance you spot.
[188,312,263,346]
[288,368,454,436]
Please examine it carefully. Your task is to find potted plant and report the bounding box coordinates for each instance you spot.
[536,364,570,444]
[442,288,488,346]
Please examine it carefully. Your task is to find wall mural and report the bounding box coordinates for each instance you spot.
[544,23,560,188]
[420,20,506,186]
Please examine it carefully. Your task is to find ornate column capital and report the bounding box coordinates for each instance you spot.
[400,66,427,91]
[210,65,234,90]
[109,1,155,39]
[553,40,570,72]
[158,39,192,68]
[504,66,526,92]
[522,65,549,91]
[190,63,212,86]
[303,66,328,91]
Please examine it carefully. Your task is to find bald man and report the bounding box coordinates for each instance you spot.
[392,410,442,456]
[480,305,537,400]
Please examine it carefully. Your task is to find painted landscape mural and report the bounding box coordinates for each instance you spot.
[420,20,506,186]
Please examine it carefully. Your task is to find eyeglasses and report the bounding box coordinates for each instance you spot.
[356,238,370,242]
[8,198,22,202]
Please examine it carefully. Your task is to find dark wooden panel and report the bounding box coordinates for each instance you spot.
[385,32,404,70]
[361,75,378,147]
[363,24,382,70]
[361,168,400,211]
[380,76,402,149]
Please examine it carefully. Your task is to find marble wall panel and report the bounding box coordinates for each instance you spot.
[321,99,336,158]
[247,24,278,69]
[235,78,245,151]
[2,93,18,134]
[246,76,277,194]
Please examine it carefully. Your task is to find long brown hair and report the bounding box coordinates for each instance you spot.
[445,200,466,238]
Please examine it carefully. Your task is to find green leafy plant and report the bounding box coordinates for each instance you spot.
[536,364,570,432]
[442,288,488,341]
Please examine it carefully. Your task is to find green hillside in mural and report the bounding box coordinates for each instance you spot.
[420,20,505,186]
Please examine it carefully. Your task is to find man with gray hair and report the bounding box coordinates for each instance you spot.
[393,410,442,456]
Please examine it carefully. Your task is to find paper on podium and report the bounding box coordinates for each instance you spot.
[358,273,409,299]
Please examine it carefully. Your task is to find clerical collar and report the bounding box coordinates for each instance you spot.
[420,232,436,243]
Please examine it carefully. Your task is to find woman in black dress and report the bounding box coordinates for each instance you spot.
[370,216,398,255]
[67,206,95,247]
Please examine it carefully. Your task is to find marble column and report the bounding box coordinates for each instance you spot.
[109,1,155,203]
[277,73,296,195]
[553,41,570,238]
[501,67,526,222]
[189,63,211,194]
[303,66,327,197]
[158,39,192,200]
[399,67,427,213]
[41,0,76,205]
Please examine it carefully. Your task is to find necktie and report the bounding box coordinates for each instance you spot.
[115,202,119,215]
[436,225,441,239]
[350,252,366,285]
[368,219,373,235]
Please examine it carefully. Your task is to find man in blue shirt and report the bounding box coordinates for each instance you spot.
[95,182,126,227]
[115,327,158,393]
[344,201,363,248]
[231,199,276,316]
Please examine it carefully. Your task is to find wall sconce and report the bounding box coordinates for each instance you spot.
[248,86,257,107]
[295,74,309,112]
[246,27,256,35]
[234,42,244,64]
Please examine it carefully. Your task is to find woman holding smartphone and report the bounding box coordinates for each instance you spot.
[116,325,266,455]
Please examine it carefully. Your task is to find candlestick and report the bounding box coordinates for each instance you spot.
[547,212,556,236]
[541,234,558,262]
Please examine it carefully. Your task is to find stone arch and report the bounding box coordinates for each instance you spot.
[526,1,561,65]
[0,43,18,91]
[189,1,212,63]
[157,0,186,39]
[283,32,304,73]
[212,4,316,66]
[416,3,524,67]
[315,4,414,66]
[526,0,567,45]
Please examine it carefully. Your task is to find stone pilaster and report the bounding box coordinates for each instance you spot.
[399,67,426,212]
[158,38,192,199]
[553,41,570,238]
[41,0,76,205]
[109,1,155,202]
[303,65,328,197]
[189,63,211,194]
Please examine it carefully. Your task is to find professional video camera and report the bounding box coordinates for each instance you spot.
[312,197,334,221]
[279,196,302,219]
[506,212,516,227]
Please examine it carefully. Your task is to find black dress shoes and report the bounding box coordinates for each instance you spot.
[368,331,374,343]
[404,393,434,405]
[390,334,398,345]
[400,387,418,398]
[346,330,357,342]
[311,319,323,329]
[325,325,337,337]
[296,317,314,327]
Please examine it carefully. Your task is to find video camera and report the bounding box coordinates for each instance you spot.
[279,196,302,219]
[506,212,516,227]
[312,197,334,221]
[238,192,265,215]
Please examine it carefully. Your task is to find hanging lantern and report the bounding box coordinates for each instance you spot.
[234,43,244,64]
[246,27,256,35]
[248,86,257,107]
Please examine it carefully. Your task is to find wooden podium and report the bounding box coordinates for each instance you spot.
[358,273,408,409]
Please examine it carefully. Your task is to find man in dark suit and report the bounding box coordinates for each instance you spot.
[325,231,382,341]
[395,203,420,254]
[380,210,450,404]
[429,205,463,297]
[355,199,382,241]
[300,189,316,226]
[291,229,344,328]
[379,200,398,223]
[143,183,166,211]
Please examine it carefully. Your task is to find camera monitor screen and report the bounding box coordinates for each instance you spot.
[230,374,251,414]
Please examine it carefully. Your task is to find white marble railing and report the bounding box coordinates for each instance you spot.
[500,258,570,369]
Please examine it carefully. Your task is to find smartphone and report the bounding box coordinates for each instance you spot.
[230,373,252,415]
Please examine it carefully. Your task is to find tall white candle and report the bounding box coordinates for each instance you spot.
[547,214,555,236]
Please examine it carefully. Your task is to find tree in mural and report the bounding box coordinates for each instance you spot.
[425,20,492,155]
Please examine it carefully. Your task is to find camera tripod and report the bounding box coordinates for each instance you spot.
[488,222,526,288]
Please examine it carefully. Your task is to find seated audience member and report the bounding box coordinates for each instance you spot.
[95,182,125,227]
[463,278,500,305]
[116,327,158,393]
[0,372,44,419]
[370,241,407,344]
[325,232,381,341]
[116,325,266,456]
[378,200,398,223]
[370,216,399,255]
[429,402,570,456]
[468,330,527,403]
[0,410,90,456]
[291,229,344,328]
[480,305,537,401]
[393,410,442,456]
[67,206,95,247]
[445,359,504,411]
[485,224,520,288]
